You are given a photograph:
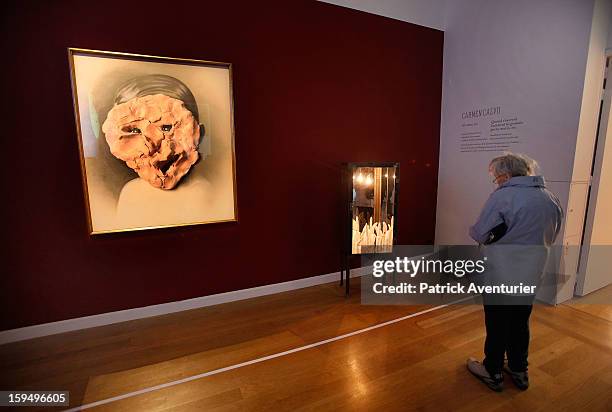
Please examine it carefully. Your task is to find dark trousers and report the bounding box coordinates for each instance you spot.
[482,298,533,375]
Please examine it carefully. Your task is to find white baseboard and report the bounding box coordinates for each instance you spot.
[0,266,371,345]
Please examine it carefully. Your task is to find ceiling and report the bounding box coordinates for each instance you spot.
[318,0,452,31]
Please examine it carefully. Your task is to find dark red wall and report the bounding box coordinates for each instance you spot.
[1,0,443,330]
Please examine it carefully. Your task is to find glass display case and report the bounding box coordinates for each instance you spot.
[349,163,398,254]
[341,162,399,295]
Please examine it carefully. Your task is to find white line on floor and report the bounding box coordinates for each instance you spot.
[64,296,476,411]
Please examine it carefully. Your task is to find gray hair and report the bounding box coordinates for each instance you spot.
[113,74,199,121]
[489,152,538,177]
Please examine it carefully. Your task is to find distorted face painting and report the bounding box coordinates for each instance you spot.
[103,90,201,190]
[69,49,237,234]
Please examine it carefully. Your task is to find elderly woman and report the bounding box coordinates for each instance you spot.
[466,153,563,392]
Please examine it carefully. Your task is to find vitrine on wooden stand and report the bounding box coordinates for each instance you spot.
[340,162,400,296]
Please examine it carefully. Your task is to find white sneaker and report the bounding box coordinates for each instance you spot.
[466,357,504,392]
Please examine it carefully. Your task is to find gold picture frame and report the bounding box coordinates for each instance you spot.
[68,48,238,234]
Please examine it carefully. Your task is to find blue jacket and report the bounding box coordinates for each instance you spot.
[469,176,563,246]
[469,176,564,295]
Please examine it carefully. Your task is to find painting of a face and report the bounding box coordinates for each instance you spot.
[70,49,237,234]
[102,94,200,190]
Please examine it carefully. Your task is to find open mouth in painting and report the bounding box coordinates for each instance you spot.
[157,154,180,176]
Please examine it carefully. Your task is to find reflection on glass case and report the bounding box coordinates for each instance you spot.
[348,162,399,254]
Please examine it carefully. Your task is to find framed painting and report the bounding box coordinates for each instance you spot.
[68,48,237,234]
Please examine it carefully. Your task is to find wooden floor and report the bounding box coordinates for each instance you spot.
[1,279,611,411]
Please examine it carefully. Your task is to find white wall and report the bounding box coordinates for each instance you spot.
[436,0,594,245]
[435,0,598,303]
